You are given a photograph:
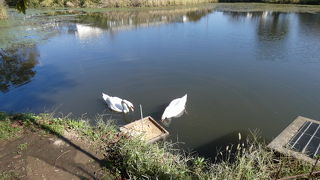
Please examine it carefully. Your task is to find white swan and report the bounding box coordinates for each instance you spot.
[102,93,134,113]
[161,94,187,121]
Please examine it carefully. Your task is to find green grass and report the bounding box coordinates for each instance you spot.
[105,130,320,179]
[5,0,219,8]
[1,112,319,179]
[209,133,320,179]
[0,173,9,180]
[5,0,319,9]
[17,142,28,154]
[34,114,66,135]
[106,136,193,179]
[33,113,118,143]
[0,170,19,180]
[262,0,320,4]
[0,112,22,140]
[17,142,28,151]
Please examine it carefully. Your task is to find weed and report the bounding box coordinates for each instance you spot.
[0,119,22,140]
[106,136,192,179]
[18,142,28,151]
[1,112,319,179]
[0,171,16,180]
[0,112,8,121]
[17,142,28,154]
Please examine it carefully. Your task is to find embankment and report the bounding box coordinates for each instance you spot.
[0,112,319,179]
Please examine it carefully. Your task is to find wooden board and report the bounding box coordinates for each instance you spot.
[120,116,169,143]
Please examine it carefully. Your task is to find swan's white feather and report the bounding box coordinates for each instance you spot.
[161,94,187,120]
[102,93,133,113]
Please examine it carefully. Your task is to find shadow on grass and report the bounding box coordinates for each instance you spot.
[2,113,111,179]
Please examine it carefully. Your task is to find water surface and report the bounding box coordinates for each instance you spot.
[1,5,320,158]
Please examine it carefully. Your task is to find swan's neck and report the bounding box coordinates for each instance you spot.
[102,93,110,101]
[121,101,129,112]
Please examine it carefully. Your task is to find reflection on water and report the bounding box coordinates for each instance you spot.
[162,110,186,127]
[297,13,320,32]
[0,47,39,93]
[0,10,77,50]
[257,12,289,41]
[75,24,104,40]
[1,6,320,159]
[74,8,213,34]
[224,11,289,41]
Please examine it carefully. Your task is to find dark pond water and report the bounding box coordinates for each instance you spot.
[1,5,320,158]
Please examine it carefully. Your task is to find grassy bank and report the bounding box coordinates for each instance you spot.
[222,0,319,4]
[262,0,319,4]
[1,112,320,179]
[3,0,320,9]
[0,0,7,19]
[5,0,219,8]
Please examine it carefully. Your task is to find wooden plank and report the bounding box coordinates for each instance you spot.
[120,116,169,143]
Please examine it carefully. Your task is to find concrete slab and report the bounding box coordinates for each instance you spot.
[268,116,320,164]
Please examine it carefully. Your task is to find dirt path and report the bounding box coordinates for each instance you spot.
[0,130,113,180]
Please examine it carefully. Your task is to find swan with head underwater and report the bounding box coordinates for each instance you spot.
[102,93,134,113]
[161,94,187,121]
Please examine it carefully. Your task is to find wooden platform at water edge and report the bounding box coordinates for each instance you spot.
[120,116,169,143]
[268,116,320,164]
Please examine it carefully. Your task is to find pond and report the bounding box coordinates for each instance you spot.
[1,4,320,158]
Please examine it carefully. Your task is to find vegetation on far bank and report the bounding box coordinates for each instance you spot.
[0,0,319,13]
[19,0,320,8]
[1,112,320,179]
[1,3,320,50]
[0,0,318,19]
[0,0,7,19]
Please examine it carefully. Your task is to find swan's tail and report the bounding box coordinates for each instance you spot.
[182,94,188,105]
[102,93,110,101]
[161,114,166,121]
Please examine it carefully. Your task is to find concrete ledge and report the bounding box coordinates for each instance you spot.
[268,116,320,164]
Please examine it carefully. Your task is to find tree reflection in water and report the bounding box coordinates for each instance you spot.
[74,7,213,32]
[223,11,289,41]
[257,12,289,41]
[0,46,39,93]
